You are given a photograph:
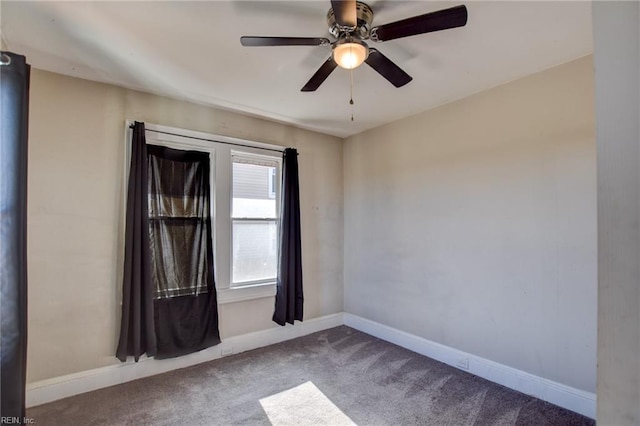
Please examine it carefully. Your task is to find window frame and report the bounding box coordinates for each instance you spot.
[230,152,281,288]
[124,121,283,304]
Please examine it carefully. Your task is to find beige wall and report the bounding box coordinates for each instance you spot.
[343,56,597,392]
[27,69,343,382]
[593,3,640,424]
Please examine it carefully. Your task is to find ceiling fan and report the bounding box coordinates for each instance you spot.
[240,0,468,92]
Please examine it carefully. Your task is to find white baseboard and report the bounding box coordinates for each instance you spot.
[343,313,596,419]
[27,311,595,420]
[26,313,344,408]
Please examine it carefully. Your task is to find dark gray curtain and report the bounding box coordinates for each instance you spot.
[147,145,219,358]
[273,148,304,326]
[116,122,157,361]
[0,51,30,422]
[117,127,220,360]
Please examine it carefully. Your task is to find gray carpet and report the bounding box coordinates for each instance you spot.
[28,326,594,425]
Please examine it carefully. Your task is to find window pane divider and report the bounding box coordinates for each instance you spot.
[232,217,277,222]
[232,279,277,287]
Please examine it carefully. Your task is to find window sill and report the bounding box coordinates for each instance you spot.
[217,282,276,304]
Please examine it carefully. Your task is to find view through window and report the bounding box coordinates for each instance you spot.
[232,155,280,286]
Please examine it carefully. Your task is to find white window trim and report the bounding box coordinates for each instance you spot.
[124,121,283,304]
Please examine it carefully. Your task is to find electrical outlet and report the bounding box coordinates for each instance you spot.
[221,347,233,356]
[456,358,469,370]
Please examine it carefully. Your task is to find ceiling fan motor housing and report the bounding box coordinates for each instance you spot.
[327,1,374,39]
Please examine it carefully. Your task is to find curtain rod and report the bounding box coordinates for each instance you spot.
[129,125,285,153]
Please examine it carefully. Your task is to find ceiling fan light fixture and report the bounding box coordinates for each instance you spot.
[333,39,368,69]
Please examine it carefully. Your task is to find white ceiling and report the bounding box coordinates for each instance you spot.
[1,1,593,138]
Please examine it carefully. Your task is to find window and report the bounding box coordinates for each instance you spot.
[147,145,213,299]
[232,154,280,287]
[126,122,282,304]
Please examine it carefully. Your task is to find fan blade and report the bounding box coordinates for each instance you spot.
[301,57,338,92]
[370,5,468,42]
[241,36,330,47]
[331,0,357,28]
[365,49,412,88]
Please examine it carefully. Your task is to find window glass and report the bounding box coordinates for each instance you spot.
[232,221,277,283]
[232,156,279,286]
[232,163,277,218]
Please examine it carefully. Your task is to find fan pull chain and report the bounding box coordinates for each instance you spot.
[349,68,355,122]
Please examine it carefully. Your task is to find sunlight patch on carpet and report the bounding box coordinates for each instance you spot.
[259,381,356,426]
